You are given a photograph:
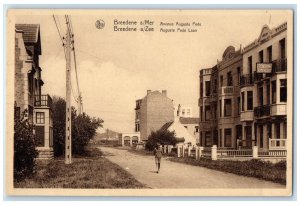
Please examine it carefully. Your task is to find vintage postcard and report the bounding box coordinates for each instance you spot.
[6,9,293,196]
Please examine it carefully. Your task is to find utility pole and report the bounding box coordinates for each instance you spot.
[65,19,72,164]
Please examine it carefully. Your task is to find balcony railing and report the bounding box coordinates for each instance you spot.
[269,139,287,150]
[34,95,53,109]
[254,72,272,82]
[254,105,271,118]
[218,86,234,95]
[272,58,287,73]
[240,74,254,87]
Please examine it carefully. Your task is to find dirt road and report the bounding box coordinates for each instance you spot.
[99,146,285,189]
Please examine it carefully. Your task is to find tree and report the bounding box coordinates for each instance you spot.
[145,129,179,151]
[52,96,67,157]
[52,96,104,157]
[14,106,38,181]
[72,112,103,154]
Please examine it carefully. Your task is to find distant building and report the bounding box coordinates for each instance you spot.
[15,24,53,159]
[135,90,174,141]
[177,104,193,118]
[160,117,197,145]
[118,132,140,147]
[179,117,200,144]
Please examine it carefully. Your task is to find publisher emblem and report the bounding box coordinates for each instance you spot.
[95,20,105,29]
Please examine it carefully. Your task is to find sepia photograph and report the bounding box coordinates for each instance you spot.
[5,8,293,196]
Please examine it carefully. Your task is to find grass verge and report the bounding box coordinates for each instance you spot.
[14,146,146,188]
[169,157,286,185]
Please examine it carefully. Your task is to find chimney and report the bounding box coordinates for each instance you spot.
[162,90,167,96]
[147,90,151,95]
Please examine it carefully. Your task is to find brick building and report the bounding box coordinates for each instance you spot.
[199,22,288,151]
[15,24,54,159]
[199,46,242,148]
[135,90,174,141]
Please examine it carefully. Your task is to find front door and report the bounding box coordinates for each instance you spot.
[35,126,45,147]
[245,126,252,148]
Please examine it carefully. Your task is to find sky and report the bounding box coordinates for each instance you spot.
[14,10,289,133]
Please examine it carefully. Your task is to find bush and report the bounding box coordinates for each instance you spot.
[14,106,38,181]
[145,129,179,151]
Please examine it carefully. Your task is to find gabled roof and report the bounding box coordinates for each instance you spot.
[179,117,199,124]
[16,24,42,55]
[15,24,40,44]
[159,121,174,132]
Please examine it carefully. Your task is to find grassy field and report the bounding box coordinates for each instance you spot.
[14,146,146,188]
[169,157,286,185]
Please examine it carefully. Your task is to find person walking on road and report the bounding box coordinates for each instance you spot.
[154,144,163,173]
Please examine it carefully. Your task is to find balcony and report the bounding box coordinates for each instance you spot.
[218,86,234,95]
[269,139,287,150]
[240,74,254,87]
[34,95,53,109]
[272,58,287,74]
[254,105,271,118]
[253,72,272,82]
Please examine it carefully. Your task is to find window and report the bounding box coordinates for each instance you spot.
[219,100,222,117]
[227,72,233,86]
[237,97,240,115]
[182,109,185,115]
[200,82,203,97]
[259,86,264,106]
[135,123,140,132]
[248,56,253,83]
[28,73,34,94]
[200,106,203,121]
[36,112,45,124]
[266,81,270,104]
[280,79,287,102]
[213,79,217,93]
[258,50,264,63]
[184,126,188,129]
[220,76,223,87]
[247,91,253,110]
[205,132,211,147]
[205,105,211,121]
[267,46,272,62]
[205,81,211,96]
[237,67,241,85]
[224,128,232,147]
[213,103,217,119]
[241,92,245,111]
[224,99,232,117]
[271,80,277,104]
[187,109,191,115]
[195,126,199,133]
[280,38,286,59]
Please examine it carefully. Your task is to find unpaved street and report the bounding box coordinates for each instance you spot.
[99,147,285,189]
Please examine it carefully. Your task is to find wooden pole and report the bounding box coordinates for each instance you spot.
[65,20,72,164]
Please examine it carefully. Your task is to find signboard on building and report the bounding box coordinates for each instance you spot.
[256,63,272,73]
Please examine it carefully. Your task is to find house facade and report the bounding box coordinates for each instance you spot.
[135,90,174,141]
[199,22,287,151]
[15,24,54,159]
[199,46,242,148]
[241,22,287,150]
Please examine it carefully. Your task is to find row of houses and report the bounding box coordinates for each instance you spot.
[199,22,287,151]
[130,22,288,156]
